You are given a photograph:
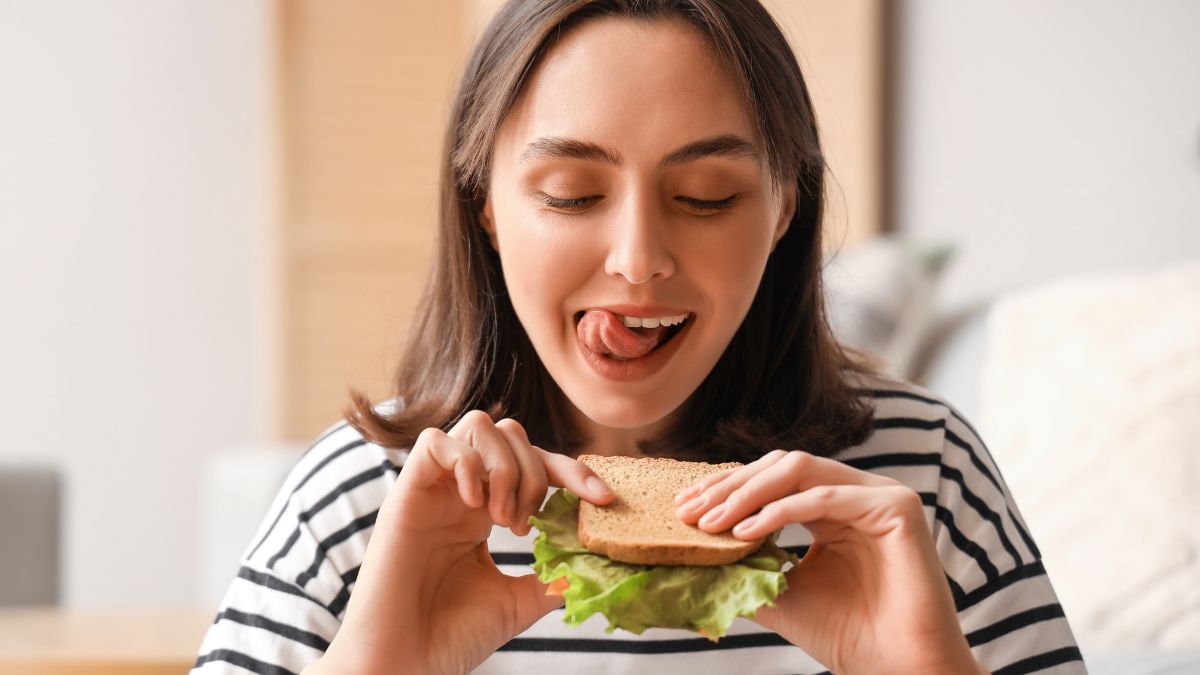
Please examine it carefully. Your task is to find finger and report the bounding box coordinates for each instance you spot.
[495,418,547,536]
[695,449,882,532]
[538,449,614,505]
[449,410,521,527]
[693,451,814,532]
[676,450,788,523]
[505,573,566,635]
[730,484,925,541]
[689,450,901,531]
[673,464,741,505]
[408,427,486,508]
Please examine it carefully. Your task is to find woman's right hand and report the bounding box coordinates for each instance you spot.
[305,410,613,675]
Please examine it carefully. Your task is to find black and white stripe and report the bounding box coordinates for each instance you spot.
[191,376,1086,674]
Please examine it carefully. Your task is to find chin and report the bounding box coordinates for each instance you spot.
[571,390,681,430]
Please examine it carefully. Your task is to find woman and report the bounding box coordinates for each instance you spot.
[193,1,1085,673]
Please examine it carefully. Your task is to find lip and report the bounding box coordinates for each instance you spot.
[575,314,693,382]
[578,304,692,319]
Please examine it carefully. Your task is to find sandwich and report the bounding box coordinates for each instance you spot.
[529,454,799,640]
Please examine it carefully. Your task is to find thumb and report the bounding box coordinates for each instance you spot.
[505,573,567,635]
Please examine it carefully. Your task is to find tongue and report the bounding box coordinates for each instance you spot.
[577,309,670,360]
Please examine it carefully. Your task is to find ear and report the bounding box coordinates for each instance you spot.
[479,195,499,251]
[770,184,797,253]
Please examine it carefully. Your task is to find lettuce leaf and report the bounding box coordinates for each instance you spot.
[528,489,799,639]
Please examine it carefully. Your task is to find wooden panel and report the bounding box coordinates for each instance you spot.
[762,0,886,252]
[277,0,884,440]
[278,0,464,440]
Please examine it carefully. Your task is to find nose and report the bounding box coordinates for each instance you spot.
[604,192,676,285]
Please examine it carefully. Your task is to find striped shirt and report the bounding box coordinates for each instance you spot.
[191,373,1087,674]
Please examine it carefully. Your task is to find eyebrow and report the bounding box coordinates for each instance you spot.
[519,134,759,168]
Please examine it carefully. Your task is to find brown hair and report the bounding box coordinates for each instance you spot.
[343,0,876,463]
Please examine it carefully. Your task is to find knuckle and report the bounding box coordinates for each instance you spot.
[891,485,923,511]
[811,484,838,503]
[494,417,527,437]
[416,426,444,448]
[781,450,812,473]
[461,409,493,426]
[490,463,518,484]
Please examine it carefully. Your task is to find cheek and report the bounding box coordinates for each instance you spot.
[493,208,595,324]
[687,222,774,314]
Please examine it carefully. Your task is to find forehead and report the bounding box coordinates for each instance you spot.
[495,16,757,164]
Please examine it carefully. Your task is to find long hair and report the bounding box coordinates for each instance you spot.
[343,0,876,463]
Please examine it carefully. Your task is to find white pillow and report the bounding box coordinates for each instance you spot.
[979,260,1200,649]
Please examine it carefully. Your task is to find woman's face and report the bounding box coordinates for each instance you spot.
[482,17,794,441]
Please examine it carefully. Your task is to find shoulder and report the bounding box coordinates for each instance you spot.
[845,371,1047,596]
[840,369,981,462]
[239,398,409,603]
[845,369,969,428]
[272,398,409,525]
[283,399,409,502]
[844,372,1017,528]
[840,372,1037,556]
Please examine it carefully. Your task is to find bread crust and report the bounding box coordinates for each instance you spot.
[577,454,766,566]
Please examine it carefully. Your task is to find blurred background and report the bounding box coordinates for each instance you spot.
[1,0,1197,672]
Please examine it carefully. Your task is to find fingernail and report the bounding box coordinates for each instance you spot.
[586,475,611,498]
[699,503,726,526]
[680,495,705,513]
[733,515,758,535]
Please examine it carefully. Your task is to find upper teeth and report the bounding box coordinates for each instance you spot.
[621,313,689,328]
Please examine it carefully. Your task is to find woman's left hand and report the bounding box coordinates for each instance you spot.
[675,450,987,675]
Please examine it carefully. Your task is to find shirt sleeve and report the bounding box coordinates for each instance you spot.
[934,408,1088,674]
[191,422,397,675]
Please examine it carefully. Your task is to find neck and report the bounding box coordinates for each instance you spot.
[562,398,674,458]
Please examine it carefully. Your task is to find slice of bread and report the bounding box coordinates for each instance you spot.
[577,454,767,566]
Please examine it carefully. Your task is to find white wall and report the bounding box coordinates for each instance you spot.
[896,0,1200,309]
[0,1,277,609]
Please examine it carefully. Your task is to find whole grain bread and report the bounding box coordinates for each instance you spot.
[577,454,766,566]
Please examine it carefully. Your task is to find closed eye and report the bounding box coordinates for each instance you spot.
[535,192,601,211]
[675,194,739,212]
[533,192,740,213]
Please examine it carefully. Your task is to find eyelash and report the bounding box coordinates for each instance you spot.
[536,192,740,213]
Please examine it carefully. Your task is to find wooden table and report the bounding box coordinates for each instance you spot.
[0,608,213,675]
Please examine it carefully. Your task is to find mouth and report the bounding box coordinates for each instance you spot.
[573,309,696,360]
